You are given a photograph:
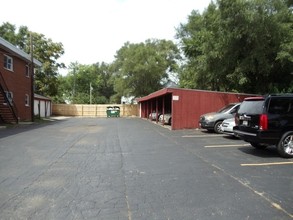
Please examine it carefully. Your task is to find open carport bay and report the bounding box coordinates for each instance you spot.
[0,117,292,219]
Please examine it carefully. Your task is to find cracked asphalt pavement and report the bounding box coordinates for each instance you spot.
[0,117,292,219]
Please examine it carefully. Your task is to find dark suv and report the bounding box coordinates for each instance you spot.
[233,94,293,158]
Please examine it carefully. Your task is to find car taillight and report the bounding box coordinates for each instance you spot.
[259,114,268,130]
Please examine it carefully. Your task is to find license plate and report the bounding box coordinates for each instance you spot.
[242,120,248,126]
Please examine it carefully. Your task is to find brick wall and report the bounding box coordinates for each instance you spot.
[0,48,32,121]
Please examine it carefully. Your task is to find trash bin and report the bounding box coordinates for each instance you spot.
[106,106,113,117]
[113,106,120,117]
[106,106,120,117]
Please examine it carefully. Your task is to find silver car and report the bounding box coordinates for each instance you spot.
[199,103,240,133]
[149,112,161,120]
[159,113,172,125]
[220,118,236,136]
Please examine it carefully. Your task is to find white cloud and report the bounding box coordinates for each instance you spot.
[1,0,211,73]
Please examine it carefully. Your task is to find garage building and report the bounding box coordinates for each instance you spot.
[137,88,254,130]
[34,94,52,118]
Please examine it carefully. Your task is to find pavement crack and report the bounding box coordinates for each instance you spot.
[116,123,132,220]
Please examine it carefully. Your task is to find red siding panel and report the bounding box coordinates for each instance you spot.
[139,88,255,130]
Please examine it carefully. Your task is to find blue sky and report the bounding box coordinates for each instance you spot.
[1,0,211,74]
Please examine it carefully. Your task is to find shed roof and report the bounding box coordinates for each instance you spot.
[137,88,255,102]
[0,37,42,67]
[34,94,51,101]
[136,88,173,102]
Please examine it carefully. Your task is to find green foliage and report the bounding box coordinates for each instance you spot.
[51,75,68,103]
[176,0,293,94]
[0,22,19,45]
[0,22,65,97]
[113,39,181,98]
[60,62,115,104]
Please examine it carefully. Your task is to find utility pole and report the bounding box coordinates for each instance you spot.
[90,82,93,104]
[30,33,34,122]
[72,66,76,104]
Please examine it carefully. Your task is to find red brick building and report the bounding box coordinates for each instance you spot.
[0,37,42,123]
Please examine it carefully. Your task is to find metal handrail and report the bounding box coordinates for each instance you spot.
[0,71,19,123]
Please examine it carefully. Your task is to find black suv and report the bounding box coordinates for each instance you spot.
[233,94,293,158]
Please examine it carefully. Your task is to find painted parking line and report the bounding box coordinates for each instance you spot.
[182,134,223,138]
[241,161,293,166]
[204,144,251,148]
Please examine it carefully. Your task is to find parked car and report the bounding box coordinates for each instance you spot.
[159,113,172,125]
[149,112,161,120]
[219,118,237,137]
[199,103,240,133]
[233,94,293,158]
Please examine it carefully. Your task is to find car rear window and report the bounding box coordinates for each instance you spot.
[268,98,293,114]
[238,100,264,114]
[217,104,236,113]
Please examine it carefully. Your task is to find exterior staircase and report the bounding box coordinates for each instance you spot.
[0,72,18,124]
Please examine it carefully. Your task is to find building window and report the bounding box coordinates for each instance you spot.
[25,94,30,106]
[4,55,13,71]
[26,65,30,77]
[4,91,13,105]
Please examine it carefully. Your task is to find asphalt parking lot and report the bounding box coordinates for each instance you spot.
[0,117,292,220]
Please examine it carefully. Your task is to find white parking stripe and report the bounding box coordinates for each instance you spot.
[182,134,223,138]
[204,144,251,148]
[241,161,293,166]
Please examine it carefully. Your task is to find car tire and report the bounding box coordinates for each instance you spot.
[214,121,223,134]
[277,131,293,158]
[250,142,268,149]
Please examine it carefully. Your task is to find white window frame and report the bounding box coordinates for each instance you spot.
[25,94,30,106]
[26,64,30,77]
[4,55,13,71]
[4,91,13,105]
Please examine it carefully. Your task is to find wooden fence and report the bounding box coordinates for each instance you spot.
[52,104,138,117]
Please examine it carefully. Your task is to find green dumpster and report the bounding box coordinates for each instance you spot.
[106,106,120,117]
[106,106,113,117]
[113,106,120,117]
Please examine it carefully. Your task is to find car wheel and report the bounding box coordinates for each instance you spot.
[168,118,172,125]
[277,131,293,158]
[250,142,268,149]
[214,121,223,134]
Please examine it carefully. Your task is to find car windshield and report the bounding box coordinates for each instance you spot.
[217,104,236,113]
[238,100,264,114]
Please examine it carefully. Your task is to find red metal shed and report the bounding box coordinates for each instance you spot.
[137,88,254,130]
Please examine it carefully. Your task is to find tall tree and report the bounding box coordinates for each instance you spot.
[60,62,115,104]
[93,62,115,102]
[0,22,65,97]
[176,0,293,94]
[113,39,181,98]
[0,22,18,45]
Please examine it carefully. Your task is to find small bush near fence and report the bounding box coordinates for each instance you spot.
[52,104,138,117]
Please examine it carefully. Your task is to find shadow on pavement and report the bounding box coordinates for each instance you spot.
[0,117,69,139]
[238,145,281,158]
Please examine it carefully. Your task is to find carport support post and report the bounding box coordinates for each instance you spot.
[145,102,147,119]
[156,98,159,123]
[162,97,165,125]
[150,102,153,120]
